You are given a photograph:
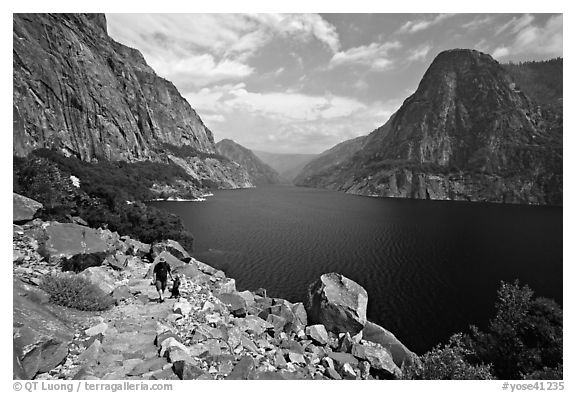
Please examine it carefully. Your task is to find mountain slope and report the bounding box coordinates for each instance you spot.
[216,140,281,185]
[293,136,367,187]
[13,13,252,194]
[295,49,562,205]
[253,151,317,183]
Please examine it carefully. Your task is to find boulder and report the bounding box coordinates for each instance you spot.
[191,258,224,276]
[146,251,186,279]
[13,193,42,223]
[173,299,192,316]
[37,222,121,264]
[361,321,418,368]
[306,324,329,346]
[307,273,368,335]
[111,285,131,301]
[13,278,74,379]
[85,323,108,336]
[226,356,256,380]
[77,266,116,294]
[327,351,359,368]
[213,277,237,294]
[173,264,202,279]
[151,240,190,261]
[123,238,151,258]
[217,292,247,317]
[172,361,207,380]
[291,302,308,331]
[159,337,189,358]
[233,315,273,336]
[352,343,401,378]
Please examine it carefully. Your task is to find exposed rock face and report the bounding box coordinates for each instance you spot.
[13,13,253,191]
[216,139,281,185]
[13,193,43,222]
[13,278,74,379]
[307,273,368,335]
[295,50,562,205]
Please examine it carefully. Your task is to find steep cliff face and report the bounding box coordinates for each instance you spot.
[13,13,252,192]
[216,139,281,185]
[295,50,562,205]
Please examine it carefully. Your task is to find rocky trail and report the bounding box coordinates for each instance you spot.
[14,193,419,381]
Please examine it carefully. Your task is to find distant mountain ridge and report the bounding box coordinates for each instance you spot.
[294,49,562,205]
[252,151,317,183]
[216,139,281,185]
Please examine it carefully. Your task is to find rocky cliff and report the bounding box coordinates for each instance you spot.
[13,13,253,193]
[294,50,562,205]
[216,139,281,185]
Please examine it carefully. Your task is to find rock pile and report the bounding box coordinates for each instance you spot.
[13,195,417,380]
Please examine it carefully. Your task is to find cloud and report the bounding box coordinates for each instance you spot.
[107,13,340,87]
[462,16,495,30]
[329,41,401,70]
[492,47,511,59]
[147,53,254,87]
[398,14,456,34]
[492,15,562,60]
[407,44,432,62]
[495,14,535,36]
[185,84,403,154]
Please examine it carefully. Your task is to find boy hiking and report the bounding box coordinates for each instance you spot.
[153,257,173,303]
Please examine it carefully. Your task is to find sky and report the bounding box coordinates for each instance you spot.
[106,13,562,154]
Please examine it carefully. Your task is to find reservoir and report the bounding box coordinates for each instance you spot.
[152,185,562,353]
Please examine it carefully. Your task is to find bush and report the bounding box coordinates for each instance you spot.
[403,333,494,380]
[470,280,563,379]
[40,273,114,311]
[13,152,195,252]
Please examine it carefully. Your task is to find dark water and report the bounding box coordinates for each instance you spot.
[152,185,563,353]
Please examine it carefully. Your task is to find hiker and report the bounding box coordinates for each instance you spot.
[170,274,181,300]
[153,258,173,303]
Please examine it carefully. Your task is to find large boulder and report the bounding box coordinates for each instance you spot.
[30,221,121,266]
[13,278,74,379]
[151,240,190,261]
[77,266,117,294]
[123,237,151,258]
[307,273,368,335]
[145,251,186,279]
[361,321,418,368]
[351,343,401,379]
[13,193,43,223]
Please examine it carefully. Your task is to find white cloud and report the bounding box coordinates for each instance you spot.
[492,47,511,59]
[495,14,535,36]
[462,16,495,30]
[107,13,340,88]
[185,84,403,153]
[492,15,562,60]
[329,41,401,70]
[407,44,432,62]
[398,14,456,34]
[147,53,254,86]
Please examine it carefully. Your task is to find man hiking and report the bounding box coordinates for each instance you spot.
[153,257,173,303]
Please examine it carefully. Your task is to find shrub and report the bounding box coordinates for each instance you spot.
[470,280,563,379]
[403,333,494,380]
[40,273,114,311]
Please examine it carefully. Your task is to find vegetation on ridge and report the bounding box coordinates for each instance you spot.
[13,149,195,251]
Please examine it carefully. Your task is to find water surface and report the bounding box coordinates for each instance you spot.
[152,185,562,353]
